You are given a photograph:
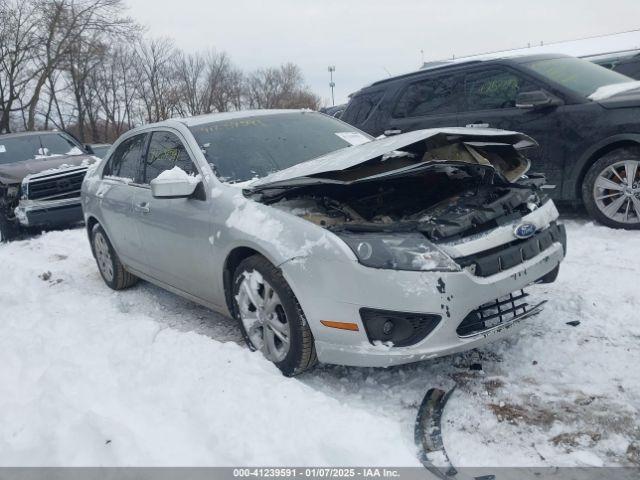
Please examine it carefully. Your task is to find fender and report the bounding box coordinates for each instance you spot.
[565,133,640,200]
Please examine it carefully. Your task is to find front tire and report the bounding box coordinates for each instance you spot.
[90,224,138,290]
[582,147,640,229]
[232,255,317,376]
[0,213,18,243]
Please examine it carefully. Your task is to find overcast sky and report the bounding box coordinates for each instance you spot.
[126,0,640,105]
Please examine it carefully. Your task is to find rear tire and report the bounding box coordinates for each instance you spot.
[582,147,640,229]
[90,224,138,290]
[232,254,317,376]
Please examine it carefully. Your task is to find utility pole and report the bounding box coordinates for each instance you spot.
[328,66,335,106]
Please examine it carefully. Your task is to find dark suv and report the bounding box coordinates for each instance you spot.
[341,54,640,229]
[0,131,97,241]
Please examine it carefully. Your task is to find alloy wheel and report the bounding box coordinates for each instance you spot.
[593,159,640,225]
[236,270,291,362]
[94,232,114,282]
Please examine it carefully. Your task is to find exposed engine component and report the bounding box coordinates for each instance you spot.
[271,165,546,241]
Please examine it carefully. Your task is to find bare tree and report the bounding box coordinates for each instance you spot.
[0,0,322,140]
[89,43,140,139]
[245,63,320,110]
[0,0,40,132]
[173,49,244,116]
[135,37,178,123]
[24,0,135,130]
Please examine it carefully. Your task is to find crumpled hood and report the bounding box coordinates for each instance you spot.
[248,127,537,192]
[0,154,97,185]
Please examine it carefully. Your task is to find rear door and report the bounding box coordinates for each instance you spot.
[98,133,147,270]
[456,66,566,192]
[132,129,218,304]
[383,72,462,135]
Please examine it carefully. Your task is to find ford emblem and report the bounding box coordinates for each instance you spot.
[514,222,537,239]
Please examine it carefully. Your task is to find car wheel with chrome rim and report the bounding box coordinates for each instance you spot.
[232,254,316,376]
[583,148,640,229]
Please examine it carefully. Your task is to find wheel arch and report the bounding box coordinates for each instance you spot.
[573,134,640,201]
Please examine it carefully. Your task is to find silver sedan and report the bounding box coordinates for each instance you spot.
[81,110,565,375]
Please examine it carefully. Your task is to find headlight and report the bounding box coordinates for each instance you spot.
[337,232,461,272]
[7,185,19,199]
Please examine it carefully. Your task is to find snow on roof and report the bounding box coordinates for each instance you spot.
[438,30,640,64]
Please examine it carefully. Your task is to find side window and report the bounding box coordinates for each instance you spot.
[464,69,538,111]
[343,91,383,125]
[103,134,146,181]
[142,131,197,184]
[393,75,459,118]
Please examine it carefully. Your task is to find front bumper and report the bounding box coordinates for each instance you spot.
[14,197,84,228]
[281,229,565,368]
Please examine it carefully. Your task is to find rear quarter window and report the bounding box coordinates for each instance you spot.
[342,91,383,126]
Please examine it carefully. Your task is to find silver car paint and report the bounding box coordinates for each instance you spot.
[82,110,564,367]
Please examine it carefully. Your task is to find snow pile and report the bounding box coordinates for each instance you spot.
[0,229,418,466]
[588,80,640,101]
[0,220,638,467]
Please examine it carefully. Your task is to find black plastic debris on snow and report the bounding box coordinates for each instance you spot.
[566,320,580,327]
[414,387,495,480]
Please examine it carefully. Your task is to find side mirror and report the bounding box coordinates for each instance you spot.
[516,90,562,110]
[84,144,95,154]
[150,177,199,199]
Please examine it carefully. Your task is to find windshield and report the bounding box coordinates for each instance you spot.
[523,57,632,98]
[188,112,371,183]
[0,133,84,165]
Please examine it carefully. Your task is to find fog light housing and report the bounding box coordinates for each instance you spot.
[360,308,441,347]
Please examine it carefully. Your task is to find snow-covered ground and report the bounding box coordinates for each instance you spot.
[0,221,638,467]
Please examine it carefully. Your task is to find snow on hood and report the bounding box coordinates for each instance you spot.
[247,127,536,191]
[588,81,640,101]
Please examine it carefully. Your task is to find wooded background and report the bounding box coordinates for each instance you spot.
[0,0,322,142]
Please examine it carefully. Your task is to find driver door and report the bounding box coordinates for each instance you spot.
[132,129,219,305]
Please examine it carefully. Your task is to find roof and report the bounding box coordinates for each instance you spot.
[172,109,306,127]
[362,53,567,92]
[447,29,640,63]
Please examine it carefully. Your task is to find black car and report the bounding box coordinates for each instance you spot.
[0,131,98,241]
[340,54,640,229]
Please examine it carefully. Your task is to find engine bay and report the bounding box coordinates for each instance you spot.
[269,164,546,241]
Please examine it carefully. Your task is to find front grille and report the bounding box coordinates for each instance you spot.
[360,308,441,347]
[456,222,566,277]
[456,290,538,337]
[23,167,88,200]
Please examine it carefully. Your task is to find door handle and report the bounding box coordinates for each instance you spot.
[465,122,490,128]
[134,202,150,213]
[383,129,402,136]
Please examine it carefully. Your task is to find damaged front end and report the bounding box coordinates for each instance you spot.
[246,128,559,259]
